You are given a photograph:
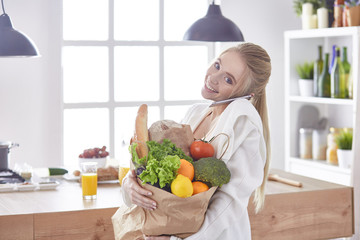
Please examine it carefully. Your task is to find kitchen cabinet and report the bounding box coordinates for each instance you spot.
[0,169,353,240]
[284,26,360,238]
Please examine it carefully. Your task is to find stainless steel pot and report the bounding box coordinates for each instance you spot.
[0,141,19,169]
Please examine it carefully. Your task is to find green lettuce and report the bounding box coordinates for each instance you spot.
[129,139,192,188]
[129,143,147,167]
[139,155,180,188]
[147,139,193,164]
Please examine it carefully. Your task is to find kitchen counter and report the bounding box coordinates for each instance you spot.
[0,169,353,240]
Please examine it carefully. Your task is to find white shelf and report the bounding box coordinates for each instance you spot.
[288,158,351,186]
[285,26,360,237]
[288,96,354,105]
[285,26,360,39]
[289,157,351,175]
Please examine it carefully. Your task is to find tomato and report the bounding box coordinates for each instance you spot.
[190,140,215,160]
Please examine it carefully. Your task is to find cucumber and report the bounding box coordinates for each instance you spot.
[49,168,68,176]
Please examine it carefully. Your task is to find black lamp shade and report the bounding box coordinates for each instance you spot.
[183,4,244,42]
[0,14,39,57]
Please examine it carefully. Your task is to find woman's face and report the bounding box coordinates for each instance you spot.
[201,51,247,102]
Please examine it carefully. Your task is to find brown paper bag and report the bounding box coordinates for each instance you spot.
[149,120,194,156]
[112,184,217,240]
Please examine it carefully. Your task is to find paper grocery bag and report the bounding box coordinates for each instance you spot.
[112,184,217,240]
[112,204,145,240]
[148,120,194,156]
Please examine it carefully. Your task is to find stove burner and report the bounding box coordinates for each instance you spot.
[0,169,25,184]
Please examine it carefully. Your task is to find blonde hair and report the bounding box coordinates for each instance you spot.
[221,42,271,213]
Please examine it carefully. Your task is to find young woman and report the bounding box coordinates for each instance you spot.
[122,42,272,240]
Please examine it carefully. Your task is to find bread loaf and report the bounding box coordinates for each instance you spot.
[134,104,149,158]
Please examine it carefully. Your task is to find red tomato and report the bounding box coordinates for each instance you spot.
[190,140,215,160]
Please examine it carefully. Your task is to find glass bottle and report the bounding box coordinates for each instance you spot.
[299,128,313,159]
[326,127,341,165]
[349,66,353,99]
[342,46,351,98]
[333,0,344,27]
[329,45,336,74]
[313,46,324,96]
[331,47,346,98]
[318,53,331,97]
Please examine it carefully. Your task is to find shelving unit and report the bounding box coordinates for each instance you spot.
[284,26,360,238]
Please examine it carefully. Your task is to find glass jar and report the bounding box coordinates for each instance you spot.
[326,127,341,165]
[299,128,313,159]
[312,129,327,160]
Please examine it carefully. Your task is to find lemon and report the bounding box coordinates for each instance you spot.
[171,174,193,198]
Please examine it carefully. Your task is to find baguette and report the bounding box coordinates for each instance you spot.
[134,104,149,158]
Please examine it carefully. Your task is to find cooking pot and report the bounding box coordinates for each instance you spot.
[0,141,19,169]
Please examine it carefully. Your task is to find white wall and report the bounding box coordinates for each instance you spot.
[0,0,62,168]
[222,0,301,169]
[0,0,301,169]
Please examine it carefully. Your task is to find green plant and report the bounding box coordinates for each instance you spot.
[293,0,326,16]
[296,61,314,79]
[335,129,353,150]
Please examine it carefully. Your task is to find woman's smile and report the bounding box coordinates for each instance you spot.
[205,78,218,93]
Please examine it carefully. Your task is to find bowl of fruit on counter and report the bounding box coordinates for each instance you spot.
[79,146,109,168]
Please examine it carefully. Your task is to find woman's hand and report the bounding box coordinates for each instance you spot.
[122,169,157,210]
[144,236,171,240]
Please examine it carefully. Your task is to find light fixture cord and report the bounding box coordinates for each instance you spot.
[1,0,5,14]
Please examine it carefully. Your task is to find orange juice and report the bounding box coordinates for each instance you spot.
[82,173,97,198]
[118,166,130,186]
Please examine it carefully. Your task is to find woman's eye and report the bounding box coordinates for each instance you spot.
[214,62,220,70]
[225,77,233,84]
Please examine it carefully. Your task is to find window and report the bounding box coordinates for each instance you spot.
[62,0,213,166]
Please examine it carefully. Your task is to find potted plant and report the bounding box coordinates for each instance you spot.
[345,0,360,26]
[335,129,353,168]
[296,61,314,96]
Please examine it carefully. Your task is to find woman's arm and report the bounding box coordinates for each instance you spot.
[121,169,157,210]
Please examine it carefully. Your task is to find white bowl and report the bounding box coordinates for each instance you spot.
[79,157,107,168]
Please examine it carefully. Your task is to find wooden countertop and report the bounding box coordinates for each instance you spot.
[0,179,123,216]
[0,169,354,240]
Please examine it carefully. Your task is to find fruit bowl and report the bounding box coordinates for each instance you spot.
[79,157,108,168]
[78,146,109,168]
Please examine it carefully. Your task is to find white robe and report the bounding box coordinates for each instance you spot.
[171,99,266,240]
[122,99,266,240]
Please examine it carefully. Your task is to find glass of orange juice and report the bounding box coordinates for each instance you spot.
[81,162,98,200]
[118,161,130,186]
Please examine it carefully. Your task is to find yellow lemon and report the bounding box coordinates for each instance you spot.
[171,174,193,198]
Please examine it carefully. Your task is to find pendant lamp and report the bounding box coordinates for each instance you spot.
[183,1,244,42]
[0,0,39,57]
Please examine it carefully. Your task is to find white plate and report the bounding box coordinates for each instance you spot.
[0,184,15,192]
[63,173,80,181]
[17,183,37,191]
[38,181,60,190]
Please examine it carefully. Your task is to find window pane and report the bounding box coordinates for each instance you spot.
[114,0,159,41]
[63,0,108,40]
[114,47,159,101]
[63,108,109,167]
[114,106,160,164]
[164,105,192,123]
[63,47,109,103]
[164,0,208,41]
[164,46,208,100]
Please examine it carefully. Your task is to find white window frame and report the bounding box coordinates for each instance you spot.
[61,0,215,161]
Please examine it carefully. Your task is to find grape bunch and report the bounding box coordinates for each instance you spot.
[79,146,109,158]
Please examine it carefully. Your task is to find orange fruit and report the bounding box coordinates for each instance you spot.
[171,174,193,198]
[192,181,209,195]
[177,159,194,181]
